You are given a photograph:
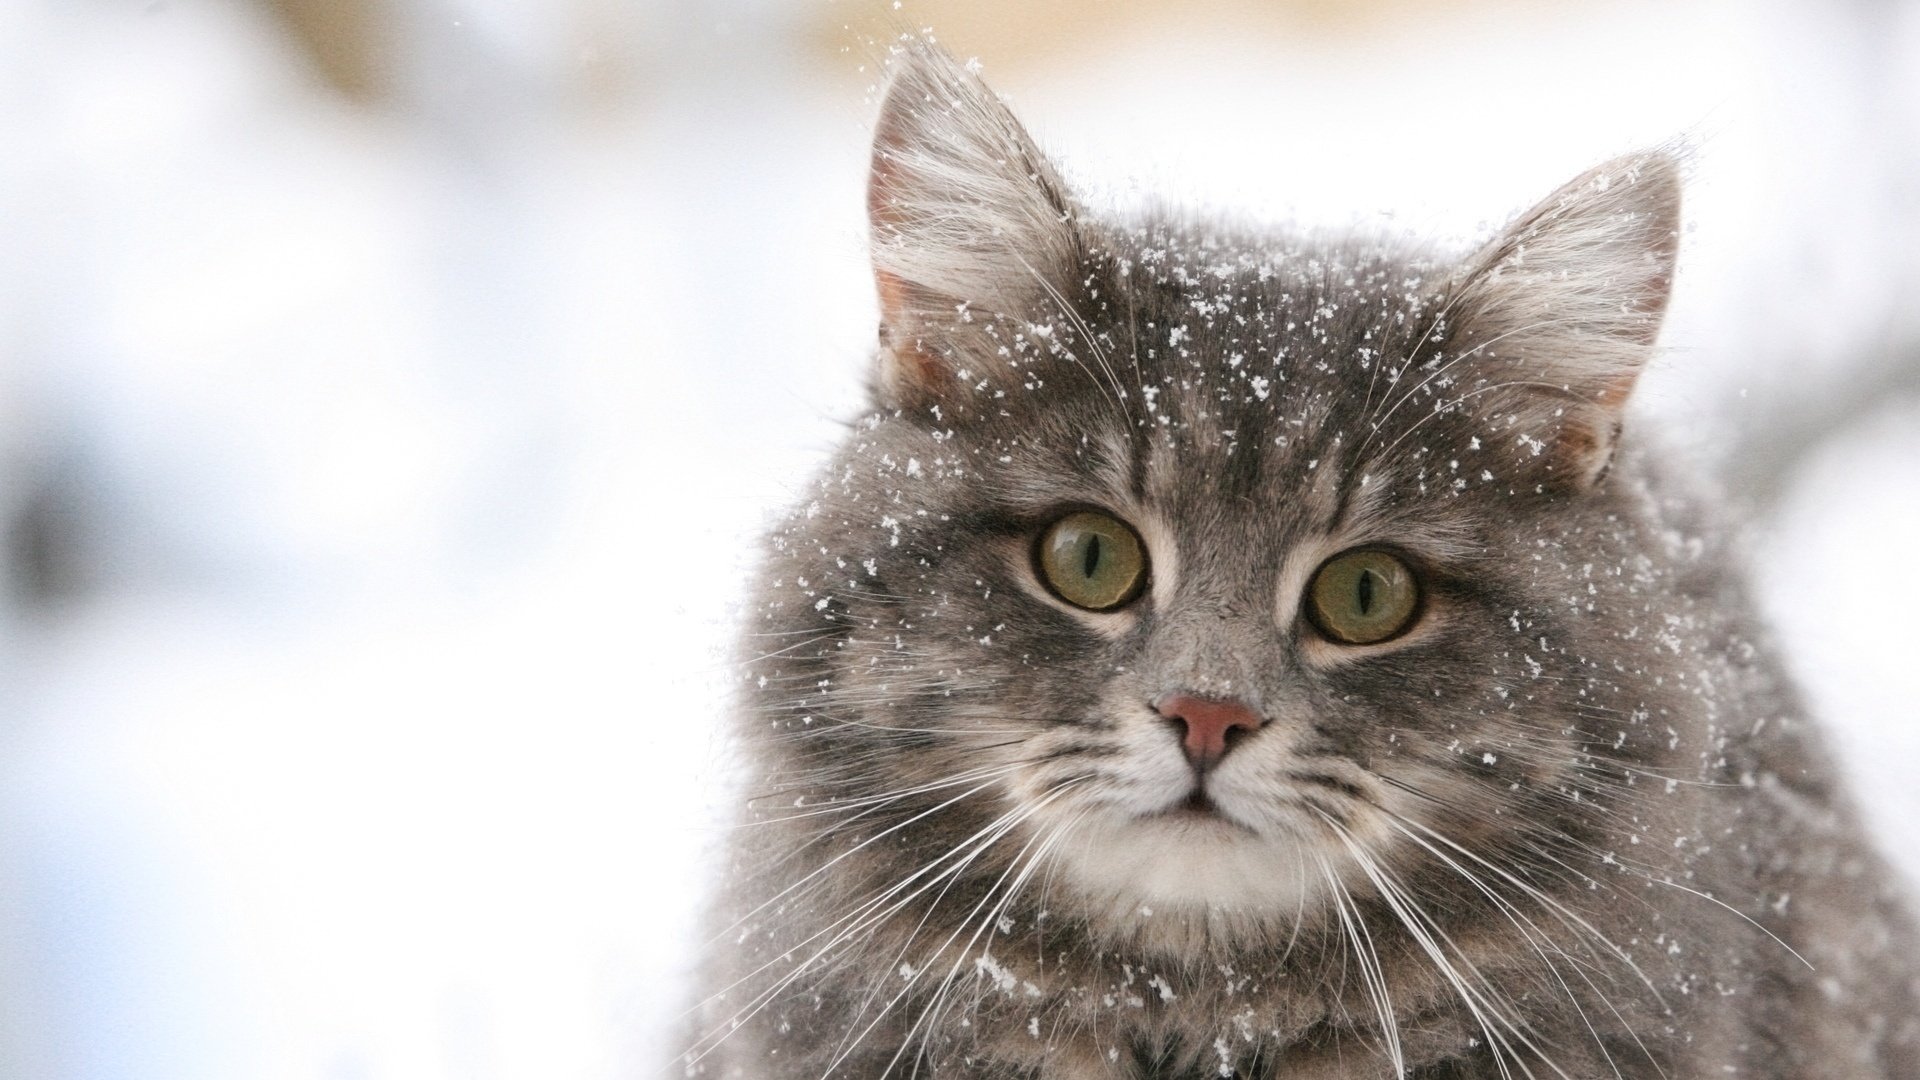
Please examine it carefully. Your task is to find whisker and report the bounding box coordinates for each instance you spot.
[1317,850,1405,1077]
[826,781,1085,1078]
[1324,815,1539,1079]
[684,793,1049,1070]
[700,770,1014,954]
[1016,253,1133,425]
[893,792,1087,1075]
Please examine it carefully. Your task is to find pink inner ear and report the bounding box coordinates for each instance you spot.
[866,115,945,402]
[1594,372,1641,410]
[873,268,911,334]
[873,269,946,395]
[1551,410,1622,489]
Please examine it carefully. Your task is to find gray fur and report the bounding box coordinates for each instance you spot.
[683,44,1920,1080]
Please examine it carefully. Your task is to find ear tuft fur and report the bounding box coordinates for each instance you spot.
[1449,151,1682,491]
[866,42,1081,409]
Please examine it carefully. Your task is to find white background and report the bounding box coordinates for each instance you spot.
[0,1,1915,1077]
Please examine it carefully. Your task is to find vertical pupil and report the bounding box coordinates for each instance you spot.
[1356,568,1375,614]
[1083,534,1103,578]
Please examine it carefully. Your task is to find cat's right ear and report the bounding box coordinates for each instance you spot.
[866,44,1081,412]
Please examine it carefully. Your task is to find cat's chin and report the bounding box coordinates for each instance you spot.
[1044,811,1332,943]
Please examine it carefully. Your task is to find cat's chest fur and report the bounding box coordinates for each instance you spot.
[682,42,1920,1080]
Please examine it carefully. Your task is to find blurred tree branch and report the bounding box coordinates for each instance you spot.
[257,0,389,104]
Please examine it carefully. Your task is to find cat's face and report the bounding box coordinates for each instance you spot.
[748,46,1680,946]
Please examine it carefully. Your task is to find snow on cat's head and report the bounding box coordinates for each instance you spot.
[745,43,1683,949]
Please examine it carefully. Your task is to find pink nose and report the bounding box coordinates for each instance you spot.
[1153,693,1264,769]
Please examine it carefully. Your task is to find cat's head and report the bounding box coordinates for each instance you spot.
[749,44,1682,949]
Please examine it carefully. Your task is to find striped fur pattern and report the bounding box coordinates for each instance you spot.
[682,44,1920,1080]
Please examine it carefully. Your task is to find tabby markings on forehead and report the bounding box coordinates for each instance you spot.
[1330,474,1485,563]
[980,428,1138,514]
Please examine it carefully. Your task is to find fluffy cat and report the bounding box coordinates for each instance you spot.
[683,44,1920,1079]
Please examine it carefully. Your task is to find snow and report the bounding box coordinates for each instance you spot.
[0,0,1913,1078]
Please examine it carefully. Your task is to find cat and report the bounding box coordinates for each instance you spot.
[681,42,1920,1080]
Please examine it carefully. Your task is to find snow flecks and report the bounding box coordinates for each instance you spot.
[975,953,1018,994]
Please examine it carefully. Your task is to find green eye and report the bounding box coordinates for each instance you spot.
[1306,549,1421,644]
[1035,511,1148,611]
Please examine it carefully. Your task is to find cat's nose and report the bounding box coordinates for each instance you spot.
[1153,692,1264,770]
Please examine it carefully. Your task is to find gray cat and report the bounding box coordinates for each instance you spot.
[683,44,1920,1079]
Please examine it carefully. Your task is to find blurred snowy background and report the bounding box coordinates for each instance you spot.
[0,0,1915,1077]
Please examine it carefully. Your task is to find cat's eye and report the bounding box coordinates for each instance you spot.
[1305,549,1421,645]
[1035,511,1148,611]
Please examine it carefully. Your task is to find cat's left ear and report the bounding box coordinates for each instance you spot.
[866,44,1082,411]
[1447,151,1681,492]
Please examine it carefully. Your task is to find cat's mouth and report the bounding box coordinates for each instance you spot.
[1151,786,1256,833]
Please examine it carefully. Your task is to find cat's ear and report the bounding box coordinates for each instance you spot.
[866,44,1081,411]
[1446,151,1681,492]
